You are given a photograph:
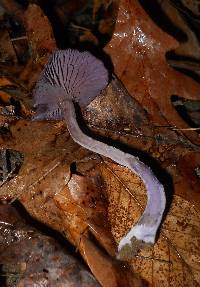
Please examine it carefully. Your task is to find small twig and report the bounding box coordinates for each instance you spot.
[70,23,90,31]
[152,125,200,131]
[10,36,28,42]
[171,127,200,131]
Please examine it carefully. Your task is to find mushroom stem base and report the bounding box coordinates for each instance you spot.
[117,236,152,261]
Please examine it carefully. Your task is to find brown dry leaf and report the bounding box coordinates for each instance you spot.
[0,113,139,287]
[1,119,200,287]
[54,172,116,255]
[0,204,101,287]
[105,0,200,146]
[19,4,56,89]
[83,76,200,209]
[159,0,200,60]
[92,0,119,37]
[104,0,200,206]
[0,0,30,77]
[98,161,200,286]
[0,116,143,286]
[55,173,142,287]
[0,77,15,87]
[0,29,18,66]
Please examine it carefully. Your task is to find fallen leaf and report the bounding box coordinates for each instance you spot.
[19,4,56,89]
[0,78,143,286]
[0,116,143,286]
[160,0,200,60]
[105,0,200,146]
[104,0,200,207]
[98,160,200,286]
[0,204,101,287]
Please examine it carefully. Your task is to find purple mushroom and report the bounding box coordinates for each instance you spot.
[33,49,108,120]
[33,49,166,260]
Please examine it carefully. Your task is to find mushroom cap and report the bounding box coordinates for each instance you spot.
[33,49,108,120]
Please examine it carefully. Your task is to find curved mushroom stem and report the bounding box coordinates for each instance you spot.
[32,47,166,260]
[59,98,166,260]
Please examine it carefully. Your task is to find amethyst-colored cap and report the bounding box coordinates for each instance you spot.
[33,49,108,120]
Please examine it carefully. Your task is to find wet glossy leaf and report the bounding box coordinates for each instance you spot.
[104,0,200,207]
[105,0,200,145]
[0,204,101,287]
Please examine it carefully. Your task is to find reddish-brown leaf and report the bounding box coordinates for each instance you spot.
[104,0,200,207]
[105,0,200,146]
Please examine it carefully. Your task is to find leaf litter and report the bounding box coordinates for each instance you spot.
[0,0,200,286]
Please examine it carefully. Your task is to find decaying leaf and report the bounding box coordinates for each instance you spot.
[105,0,200,145]
[0,110,143,286]
[0,204,101,287]
[19,4,56,89]
[0,1,200,287]
[0,0,29,76]
[104,0,200,207]
[159,0,200,60]
[99,161,200,286]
